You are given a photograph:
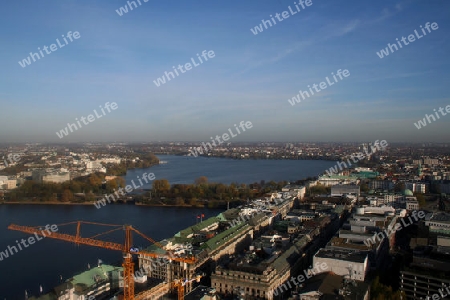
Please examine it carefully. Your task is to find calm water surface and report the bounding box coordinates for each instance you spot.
[125,155,336,187]
[1,157,336,299]
[0,205,222,299]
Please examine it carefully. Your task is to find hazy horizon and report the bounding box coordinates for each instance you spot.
[1,0,449,143]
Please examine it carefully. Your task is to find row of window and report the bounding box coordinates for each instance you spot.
[219,272,262,281]
[214,283,267,296]
[428,222,450,228]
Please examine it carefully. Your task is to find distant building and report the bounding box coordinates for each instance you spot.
[98,157,121,164]
[405,182,428,193]
[282,185,306,200]
[313,248,369,281]
[0,176,17,190]
[400,271,450,300]
[369,180,394,191]
[423,157,439,166]
[299,272,370,300]
[406,199,419,211]
[85,160,107,173]
[383,194,403,206]
[32,169,70,184]
[425,212,450,235]
[318,175,359,187]
[331,185,360,197]
[355,171,379,179]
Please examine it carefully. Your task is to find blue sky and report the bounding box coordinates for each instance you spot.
[0,0,449,143]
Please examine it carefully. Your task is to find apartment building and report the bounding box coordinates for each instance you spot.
[32,169,70,183]
[211,234,312,300]
[405,182,428,194]
[31,264,122,300]
[331,184,360,197]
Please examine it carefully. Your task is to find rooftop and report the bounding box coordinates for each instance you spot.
[427,212,450,223]
[314,248,368,264]
[71,264,122,291]
[300,272,370,300]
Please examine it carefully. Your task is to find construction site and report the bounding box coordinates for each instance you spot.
[8,185,349,300]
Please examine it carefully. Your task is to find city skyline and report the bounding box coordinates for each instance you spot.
[1,0,449,143]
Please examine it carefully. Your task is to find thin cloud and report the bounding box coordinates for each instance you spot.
[329,20,360,38]
[239,19,359,74]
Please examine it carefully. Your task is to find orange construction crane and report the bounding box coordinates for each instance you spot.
[172,274,202,300]
[8,221,196,300]
[134,274,202,300]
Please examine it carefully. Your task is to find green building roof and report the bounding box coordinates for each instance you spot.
[71,265,122,292]
[319,175,359,179]
[202,221,249,251]
[176,215,224,238]
[356,171,380,179]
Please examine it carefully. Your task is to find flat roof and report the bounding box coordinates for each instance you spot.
[314,248,368,263]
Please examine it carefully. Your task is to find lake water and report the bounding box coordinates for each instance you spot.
[0,205,223,299]
[0,157,336,299]
[124,155,336,187]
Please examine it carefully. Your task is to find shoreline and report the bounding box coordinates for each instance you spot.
[1,201,95,205]
[0,201,218,208]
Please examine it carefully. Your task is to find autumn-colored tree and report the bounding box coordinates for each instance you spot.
[85,192,96,202]
[115,177,126,188]
[61,189,73,202]
[370,276,404,300]
[89,174,103,186]
[70,181,83,193]
[188,197,198,206]
[195,176,208,185]
[106,180,118,193]
[152,179,170,197]
[175,197,185,205]
[415,193,426,207]
[215,183,226,200]
[360,182,369,193]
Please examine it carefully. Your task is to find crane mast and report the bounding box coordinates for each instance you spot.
[8,221,196,300]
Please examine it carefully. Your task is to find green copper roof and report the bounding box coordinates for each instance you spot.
[177,216,222,238]
[71,265,122,290]
[203,221,249,251]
